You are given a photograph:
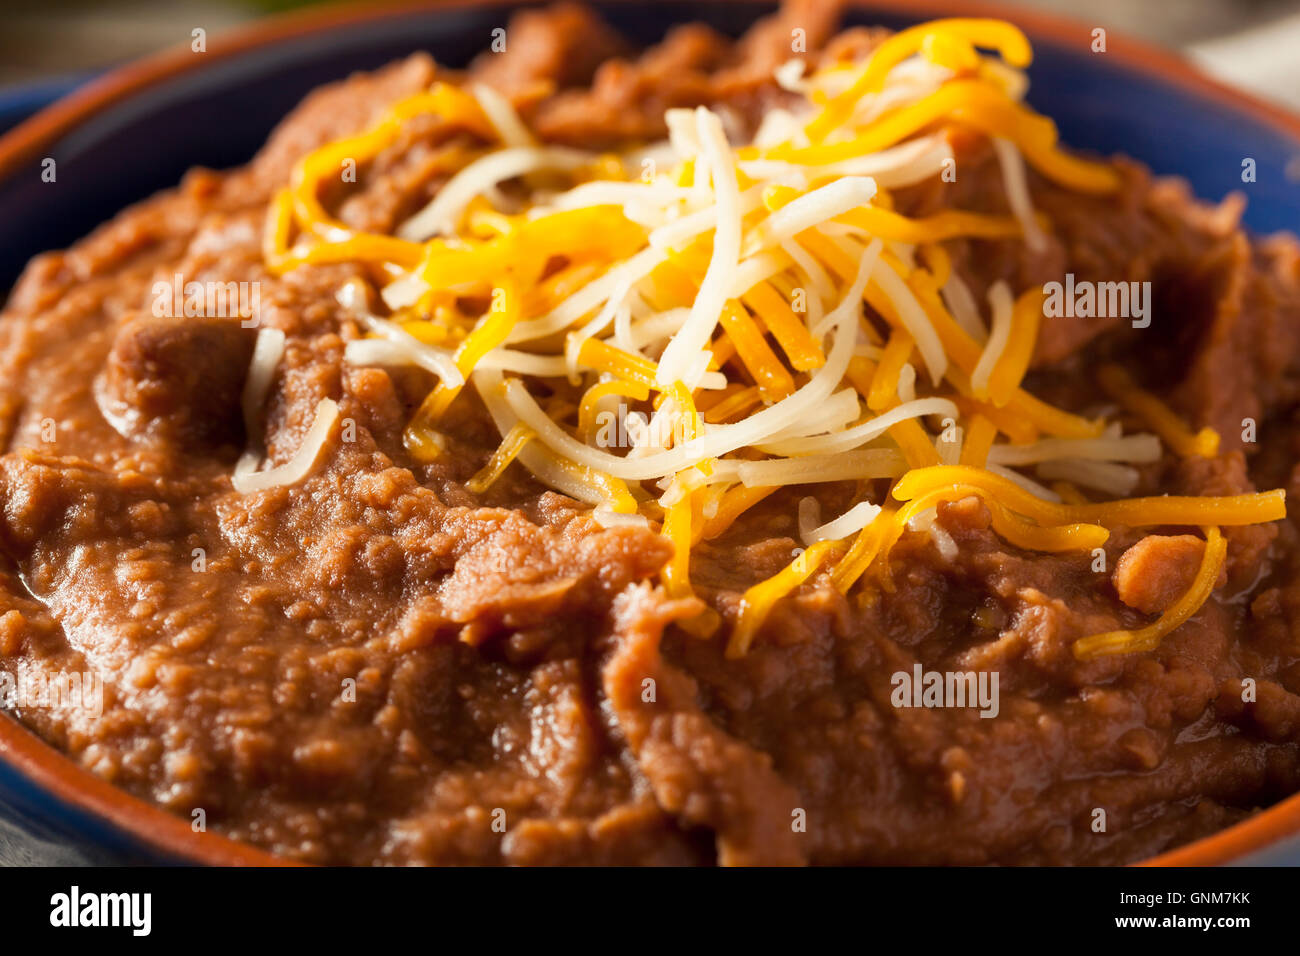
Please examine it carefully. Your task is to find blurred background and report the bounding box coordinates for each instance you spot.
[2,0,1300,108]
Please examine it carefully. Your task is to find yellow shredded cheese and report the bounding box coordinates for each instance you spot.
[729,540,845,656]
[255,18,1284,661]
[1073,527,1226,659]
[807,19,1033,140]
[466,423,535,493]
[414,279,521,426]
[662,491,722,638]
[718,302,796,401]
[578,380,650,440]
[741,281,825,370]
[893,465,1286,528]
[869,328,915,410]
[959,413,997,467]
[1098,364,1222,458]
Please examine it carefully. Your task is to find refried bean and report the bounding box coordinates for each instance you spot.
[0,1,1298,865]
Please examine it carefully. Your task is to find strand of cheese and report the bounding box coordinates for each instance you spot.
[787,80,1120,194]
[290,84,490,242]
[701,484,780,540]
[729,540,845,656]
[701,385,763,424]
[831,505,899,592]
[661,491,722,638]
[1097,364,1221,458]
[892,465,1286,528]
[577,380,650,441]
[740,281,826,371]
[717,302,796,401]
[869,328,915,409]
[807,18,1032,139]
[465,422,536,493]
[1073,527,1226,659]
[985,287,1044,404]
[959,413,997,466]
[414,279,521,425]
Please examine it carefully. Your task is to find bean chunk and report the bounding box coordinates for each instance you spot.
[102,314,255,449]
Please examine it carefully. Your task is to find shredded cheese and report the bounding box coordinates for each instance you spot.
[804,500,883,544]
[252,18,1284,659]
[1097,364,1221,458]
[893,465,1286,528]
[656,108,743,387]
[466,422,535,493]
[241,327,286,439]
[1073,527,1226,659]
[991,136,1049,253]
[233,398,340,494]
[398,147,592,241]
[807,18,1033,140]
[729,540,844,657]
[971,280,1014,397]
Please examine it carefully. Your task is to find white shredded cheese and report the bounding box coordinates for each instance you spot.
[971,280,1014,396]
[742,176,877,257]
[987,462,1062,502]
[233,398,340,494]
[241,326,286,438]
[470,83,536,149]
[592,509,651,529]
[868,250,948,382]
[1036,458,1141,497]
[398,146,592,240]
[803,500,883,545]
[797,496,822,540]
[992,137,1048,254]
[762,396,957,457]
[655,108,742,387]
[989,433,1162,467]
[737,449,907,487]
[337,280,464,387]
[940,270,987,344]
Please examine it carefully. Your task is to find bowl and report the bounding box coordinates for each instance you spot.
[0,74,90,139]
[1,0,1298,866]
